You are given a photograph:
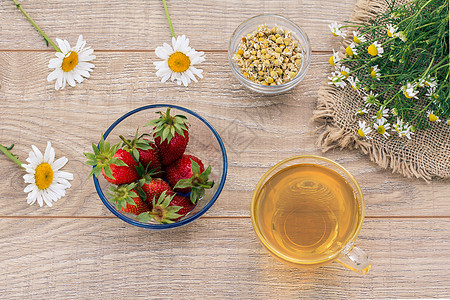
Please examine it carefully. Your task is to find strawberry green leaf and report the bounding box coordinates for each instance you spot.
[103,165,114,180]
[190,159,201,175]
[137,212,152,223]
[173,178,192,189]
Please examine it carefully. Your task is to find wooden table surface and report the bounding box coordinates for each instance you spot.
[1,0,449,298]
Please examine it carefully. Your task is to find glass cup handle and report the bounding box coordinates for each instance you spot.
[337,244,372,275]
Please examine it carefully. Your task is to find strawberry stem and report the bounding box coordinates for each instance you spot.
[119,135,133,148]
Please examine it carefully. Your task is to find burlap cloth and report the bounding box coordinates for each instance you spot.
[313,0,450,181]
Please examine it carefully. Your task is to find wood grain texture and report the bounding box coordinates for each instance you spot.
[0,0,449,297]
[0,52,449,217]
[0,0,356,51]
[0,218,449,299]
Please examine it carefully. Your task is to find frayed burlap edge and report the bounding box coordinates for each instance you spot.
[312,0,448,182]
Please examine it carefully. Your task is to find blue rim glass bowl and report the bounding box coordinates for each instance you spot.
[228,14,312,94]
[93,104,228,229]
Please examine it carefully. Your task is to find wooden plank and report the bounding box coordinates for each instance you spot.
[0,51,449,217]
[0,0,356,51]
[0,217,448,298]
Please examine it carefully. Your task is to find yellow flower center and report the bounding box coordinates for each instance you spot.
[332,32,339,37]
[341,71,349,79]
[376,110,383,119]
[368,44,378,56]
[377,125,386,134]
[345,46,353,57]
[357,109,364,115]
[387,30,393,38]
[370,69,377,78]
[358,128,366,137]
[352,83,359,90]
[404,90,412,98]
[446,119,450,126]
[61,51,79,72]
[168,52,191,73]
[354,36,361,44]
[428,114,437,122]
[34,163,54,190]
[328,56,335,66]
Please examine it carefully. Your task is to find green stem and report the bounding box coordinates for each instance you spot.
[0,144,24,168]
[161,0,175,38]
[12,0,61,52]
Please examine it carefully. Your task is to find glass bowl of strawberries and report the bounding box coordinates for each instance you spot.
[85,104,228,229]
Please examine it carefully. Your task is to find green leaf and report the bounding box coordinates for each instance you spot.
[191,159,201,175]
[135,186,147,201]
[132,148,140,162]
[173,178,192,189]
[137,212,152,223]
[103,165,114,180]
[110,157,128,167]
[162,126,170,141]
[190,190,199,204]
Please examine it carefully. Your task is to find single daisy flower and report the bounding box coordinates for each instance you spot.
[368,41,384,57]
[369,65,381,80]
[22,142,73,207]
[348,76,361,90]
[339,65,350,79]
[355,107,368,116]
[374,119,391,139]
[372,105,390,123]
[353,31,366,44]
[363,91,378,107]
[425,86,439,100]
[392,117,413,139]
[47,35,96,90]
[328,22,346,38]
[328,71,346,88]
[345,42,358,57]
[154,35,205,87]
[386,24,399,38]
[401,82,419,99]
[418,75,437,88]
[427,110,441,122]
[357,121,372,139]
[328,49,341,67]
[391,107,398,116]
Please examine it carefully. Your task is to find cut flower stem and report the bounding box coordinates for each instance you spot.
[0,144,24,168]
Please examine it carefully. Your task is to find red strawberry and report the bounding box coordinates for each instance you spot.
[121,194,149,215]
[102,149,139,184]
[84,136,139,185]
[136,191,194,224]
[167,155,215,204]
[166,155,204,193]
[120,133,162,175]
[170,194,195,220]
[137,141,161,173]
[140,178,174,207]
[145,108,190,166]
[107,183,149,215]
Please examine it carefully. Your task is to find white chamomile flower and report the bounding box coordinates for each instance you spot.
[154,35,205,87]
[369,65,381,80]
[348,76,361,90]
[357,121,372,139]
[22,142,73,207]
[339,65,350,79]
[353,31,366,44]
[418,75,437,88]
[355,107,368,116]
[363,91,378,107]
[392,117,413,139]
[328,21,346,38]
[368,41,384,57]
[328,71,346,88]
[374,119,391,139]
[386,24,399,38]
[372,105,390,123]
[47,35,96,90]
[345,42,358,57]
[425,86,439,99]
[401,82,419,99]
[328,49,341,67]
[427,110,441,122]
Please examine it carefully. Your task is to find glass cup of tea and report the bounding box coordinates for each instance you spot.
[251,155,371,274]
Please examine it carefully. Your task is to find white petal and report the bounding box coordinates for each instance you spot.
[51,156,68,171]
[184,69,198,82]
[24,183,36,193]
[56,170,73,180]
[56,38,68,54]
[66,72,76,87]
[155,45,172,60]
[48,58,62,69]
[36,191,44,207]
[77,62,95,70]
[43,142,53,163]
[31,145,43,162]
[189,66,203,79]
[42,191,53,207]
[47,69,60,83]
[23,174,35,184]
